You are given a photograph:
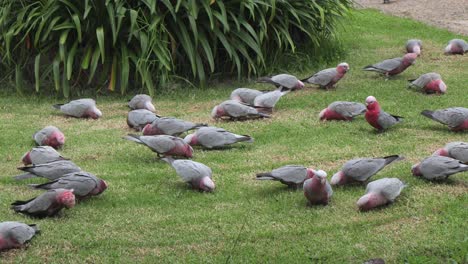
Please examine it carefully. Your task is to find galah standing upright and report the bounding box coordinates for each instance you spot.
[230,88,264,106]
[256,165,322,189]
[162,157,215,192]
[11,189,76,218]
[142,117,207,137]
[0,221,39,251]
[33,126,65,149]
[257,74,305,90]
[302,62,350,89]
[421,107,468,131]
[253,88,290,113]
[128,94,156,112]
[319,101,366,121]
[53,98,102,119]
[211,100,270,120]
[331,155,403,186]
[184,127,253,149]
[127,109,160,131]
[433,142,468,163]
[412,156,468,181]
[303,170,332,205]
[363,53,417,76]
[123,134,193,158]
[357,178,405,211]
[408,72,446,94]
[14,160,81,181]
[21,146,67,165]
[29,171,108,199]
[406,39,423,55]
[365,96,403,132]
[444,39,468,55]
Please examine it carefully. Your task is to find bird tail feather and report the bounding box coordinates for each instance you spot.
[14,173,36,180]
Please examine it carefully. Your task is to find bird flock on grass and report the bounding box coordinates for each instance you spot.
[1,38,467,257]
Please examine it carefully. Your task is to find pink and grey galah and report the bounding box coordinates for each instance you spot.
[412,156,468,181]
[302,62,349,89]
[406,39,423,55]
[365,96,403,132]
[53,98,102,119]
[408,72,446,94]
[11,188,76,218]
[21,146,67,165]
[363,53,417,76]
[123,134,193,158]
[14,160,81,181]
[319,101,366,121]
[127,109,160,131]
[421,107,468,131]
[128,94,156,112]
[33,126,65,149]
[162,157,215,192]
[29,171,107,199]
[303,170,333,205]
[230,88,264,106]
[142,117,207,137]
[257,74,305,90]
[432,142,468,164]
[211,100,270,120]
[357,178,405,211]
[256,165,323,188]
[253,88,290,112]
[0,221,39,251]
[184,126,253,149]
[444,39,468,55]
[331,155,403,186]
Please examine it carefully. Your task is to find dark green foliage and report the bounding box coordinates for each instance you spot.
[0,0,352,97]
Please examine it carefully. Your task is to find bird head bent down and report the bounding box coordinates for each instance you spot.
[48,131,65,149]
[403,53,418,65]
[357,193,387,211]
[411,163,422,177]
[184,134,198,146]
[57,190,76,208]
[199,176,215,192]
[432,148,449,157]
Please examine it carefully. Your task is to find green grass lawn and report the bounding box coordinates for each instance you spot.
[1,9,467,263]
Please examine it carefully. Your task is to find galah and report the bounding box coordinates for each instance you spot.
[184,127,253,149]
[11,188,76,218]
[444,39,468,55]
[33,126,65,149]
[319,101,366,121]
[421,107,468,131]
[230,88,263,105]
[365,96,403,132]
[256,165,321,188]
[53,98,102,119]
[21,146,67,165]
[257,74,305,90]
[29,171,107,199]
[357,178,405,211]
[0,221,39,251]
[408,72,446,94]
[123,134,193,158]
[128,94,156,112]
[363,53,417,76]
[412,156,468,181]
[303,170,332,205]
[253,88,290,112]
[211,100,270,120]
[406,39,422,55]
[127,109,160,131]
[162,157,215,192]
[331,155,403,186]
[433,142,468,163]
[142,117,207,137]
[14,160,81,181]
[302,62,350,89]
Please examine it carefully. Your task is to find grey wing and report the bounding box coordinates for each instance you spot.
[60,100,90,117]
[158,118,194,136]
[8,224,36,244]
[230,88,262,105]
[325,181,333,198]
[373,58,403,71]
[344,158,387,181]
[306,68,336,86]
[254,90,282,108]
[26,160,81,180]
[20,191,56,213]
[378,111,400,129]
[421,156,466,179]
[272,165,308,184]
[30,146,63,164]
[411,73,440,88]
[142,136,176,153]
[33,129,47,145]
[448,142,468,163]
[224,101,257,117]
[330,101,366,118]
[44,174,97,196]
[377,178,404,201]
[128,94,151,109]
[128,110,158,128]
[197,128,228,148]
[271,74,298,89]
[433,108,468,128]
[173,160,212,182]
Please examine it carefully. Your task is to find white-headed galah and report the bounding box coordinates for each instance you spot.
[365,96,403,132]
[303,170,332,205]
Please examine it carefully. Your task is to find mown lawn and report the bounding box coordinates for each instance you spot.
[0,9,467,263]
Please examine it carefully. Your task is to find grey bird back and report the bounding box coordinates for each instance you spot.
[330,101,366,118]
[366,178,405,202]
[171,160,212,182]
